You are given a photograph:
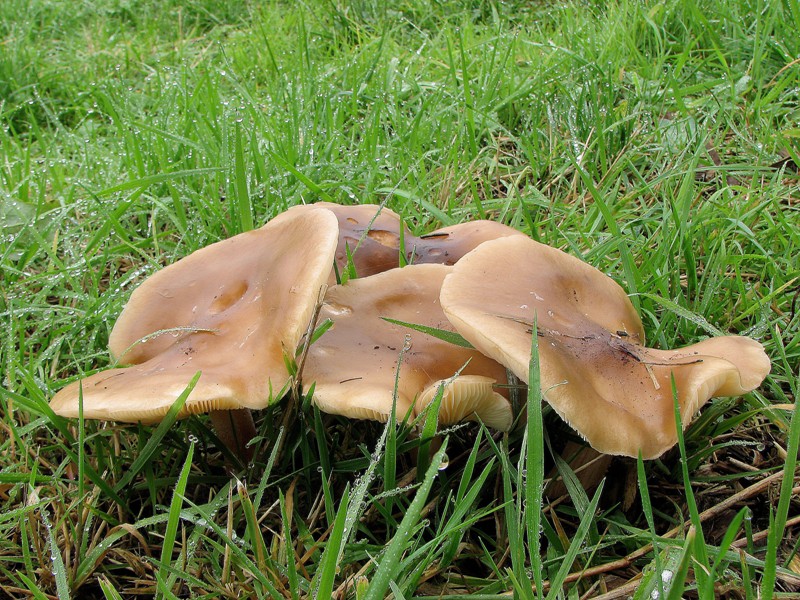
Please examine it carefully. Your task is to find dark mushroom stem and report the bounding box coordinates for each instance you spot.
[209,409,257,465]
[545,441,612,498]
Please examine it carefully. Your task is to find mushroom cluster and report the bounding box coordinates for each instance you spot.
[51,203,770,462]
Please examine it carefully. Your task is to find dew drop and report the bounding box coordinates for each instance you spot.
[326,302,352,316]
[438,453,450,470]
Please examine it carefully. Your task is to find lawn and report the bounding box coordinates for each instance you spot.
[1,0,799,597]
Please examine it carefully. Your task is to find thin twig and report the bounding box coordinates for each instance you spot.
[293,283,328,400]
[275,284,328,465]
[585,577,641,600]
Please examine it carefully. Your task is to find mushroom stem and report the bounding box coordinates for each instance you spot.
[546,441,612,497]
[209,409,257,465]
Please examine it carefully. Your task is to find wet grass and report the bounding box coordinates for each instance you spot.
[1,0,799,597]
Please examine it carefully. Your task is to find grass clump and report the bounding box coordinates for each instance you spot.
[2,0,799,597]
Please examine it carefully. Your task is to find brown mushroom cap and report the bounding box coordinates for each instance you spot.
[312,202,409,280]
[51,207,340,423]
[301,202,524,279]
[304,264,513,429]
[411,220,525,266]
[440,236,771,458]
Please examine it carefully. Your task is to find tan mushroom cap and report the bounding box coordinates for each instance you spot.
[304,263,513,430]
[50,207,340,423]
[440,236,771,459]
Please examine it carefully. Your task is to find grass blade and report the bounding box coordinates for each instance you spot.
[637,453,664,597]
[381,317,474,348]
[313,483,351,599]
[501,437,533,600]
[637,292,724,337]
[672,376,709,588]
[526,313,545,598]
[363,441,449,600]
[417,380,446,478]
[40,504,70,600]
[113,372,199,494]
[761,333,800,598]
[98,577,125,600]
[233,121,254,232]
[237,477,269,575]
[279,490,300,599]
[544,480,605,599]
[17,573,53,600]
[632,543,690,600]
[157,441,194,598]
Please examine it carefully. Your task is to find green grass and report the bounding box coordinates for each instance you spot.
[2,0,799,597]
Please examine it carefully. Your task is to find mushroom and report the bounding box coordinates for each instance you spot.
[301,202,524,278]
[546,442,614,497]
[311,202,410,280]
[50,207,340,461]
[439,235,771,459]
[303,263,513,430]
[411,220,525,266]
